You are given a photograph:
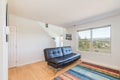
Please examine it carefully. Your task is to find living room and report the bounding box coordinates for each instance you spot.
[0,0,120,80]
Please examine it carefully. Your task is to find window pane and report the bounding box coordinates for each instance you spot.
[78,30,91,51]
[92,27,111,53]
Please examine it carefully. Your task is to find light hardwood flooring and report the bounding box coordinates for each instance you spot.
[9,60,80,80]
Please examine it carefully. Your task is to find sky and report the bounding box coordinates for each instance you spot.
[78,27,110,39]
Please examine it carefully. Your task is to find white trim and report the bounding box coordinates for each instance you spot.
[81,59,120,70]
[0,0,8,79]
[16,59,42,67]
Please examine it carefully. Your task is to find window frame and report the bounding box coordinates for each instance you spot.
[77,25,111,53]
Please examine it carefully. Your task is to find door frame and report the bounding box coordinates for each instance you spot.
[0,0,8,80]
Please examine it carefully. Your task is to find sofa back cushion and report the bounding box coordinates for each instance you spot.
[44,47,63,61]
[62,46,72,55]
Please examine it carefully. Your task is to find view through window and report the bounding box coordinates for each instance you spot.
[78,26,111,53]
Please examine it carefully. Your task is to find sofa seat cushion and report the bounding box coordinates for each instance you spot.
[47,53,80,64]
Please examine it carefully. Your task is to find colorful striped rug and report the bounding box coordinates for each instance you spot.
[54,62,120,80]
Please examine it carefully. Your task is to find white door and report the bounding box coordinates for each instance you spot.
[8,26,17,68]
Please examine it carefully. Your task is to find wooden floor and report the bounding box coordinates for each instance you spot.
[9,60,80,80]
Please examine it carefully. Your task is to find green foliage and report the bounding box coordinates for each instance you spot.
[93,39,110,49]
[78,37,110,52]
[78,38,90,51]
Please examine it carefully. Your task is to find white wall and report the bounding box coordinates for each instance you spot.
[67,15,120,70]
[9,14,56,66]
[0,0,8,80]
[39,22,67,47]
[40,23,66,37]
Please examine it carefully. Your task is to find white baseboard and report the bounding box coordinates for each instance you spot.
[17,59,43,67]
[81,59,120,70]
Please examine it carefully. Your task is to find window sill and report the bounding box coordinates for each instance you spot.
[76,50,111,54]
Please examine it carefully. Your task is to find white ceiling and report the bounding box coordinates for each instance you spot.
[8,0,120,27]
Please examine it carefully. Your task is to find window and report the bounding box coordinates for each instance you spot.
[78,26,111,53]
[78,30,91,51]
[55,36,64,47]
[60,36,64,46]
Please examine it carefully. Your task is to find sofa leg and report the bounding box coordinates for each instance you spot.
[54,69,58,73]
[54,68,61,73]
[47,65,54,70]
[47,65,60,73]
[48,66,60,73]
